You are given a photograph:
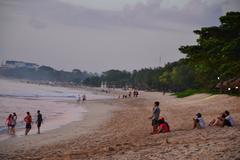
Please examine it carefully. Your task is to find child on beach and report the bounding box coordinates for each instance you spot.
[36,110,43,134]
[193,113,205,129]
[6,114,13,134]
[158,117,170,133]
[149,101,160,134]
[24,112,32,135]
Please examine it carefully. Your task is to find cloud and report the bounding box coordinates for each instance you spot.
[0,0,239,72]
[1,0,238,31]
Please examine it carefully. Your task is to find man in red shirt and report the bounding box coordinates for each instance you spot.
[24,112,32,135]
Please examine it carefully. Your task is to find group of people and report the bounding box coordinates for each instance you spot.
[77,94,86,103]
[77,94,87,103]
[149,101,170,134]
[120,90,139,99]
[149,101,235,134]
[133,90,139,97]
[6,112,17,135]
[193,110,234,129]
[5,110,43,136]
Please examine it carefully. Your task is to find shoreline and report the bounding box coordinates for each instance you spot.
[0,98,119,157]
[0,91,240,160]
[0,97,87,140]
[0,78,115,142]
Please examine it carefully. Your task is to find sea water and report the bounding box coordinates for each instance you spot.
[0,79,111,137]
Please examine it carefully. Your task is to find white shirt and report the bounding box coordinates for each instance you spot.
[197,117,205,128]
[225,115,234,126]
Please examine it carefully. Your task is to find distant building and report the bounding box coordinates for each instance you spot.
[3,60,39,69]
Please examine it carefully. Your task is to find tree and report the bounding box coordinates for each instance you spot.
[179,12,240,88]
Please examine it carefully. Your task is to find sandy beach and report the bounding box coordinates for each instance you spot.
[0,91,240,160]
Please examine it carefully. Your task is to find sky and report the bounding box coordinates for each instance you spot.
[0,0,239,73]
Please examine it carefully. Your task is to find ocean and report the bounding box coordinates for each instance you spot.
[0,79,111,136]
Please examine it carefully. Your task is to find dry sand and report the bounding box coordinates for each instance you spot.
[0,91,240,160]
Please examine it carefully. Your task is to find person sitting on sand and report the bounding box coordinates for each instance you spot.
[209,112,226,127]
[36,110,43,134]
[224,110,234,127]
[149,101,160,134]
[12,112,17,135]
[193,113,205,129]
[6,114,13,134]
[24,112,32,135]
[158,117,170,133]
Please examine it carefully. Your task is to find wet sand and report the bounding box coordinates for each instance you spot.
[0,91,240,160]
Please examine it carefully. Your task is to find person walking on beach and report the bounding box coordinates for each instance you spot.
[82,94,86,102]
[12,112,17,135]
[6,114,13,134]
[24,112,32,135]
[149,101,160,134]
[133,90,139,97]
[128,91,132,98]
[36,110,43,134]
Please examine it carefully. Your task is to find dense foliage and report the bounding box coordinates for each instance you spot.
[179,12,240,88]
[82,59,197,92]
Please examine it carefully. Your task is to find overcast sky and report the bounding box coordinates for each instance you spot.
[0,0,239,72]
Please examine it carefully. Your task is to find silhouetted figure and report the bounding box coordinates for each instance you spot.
[36,110,43,134]
[82,94,86,102]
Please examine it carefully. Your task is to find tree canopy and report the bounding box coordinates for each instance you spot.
[179,12,240,88]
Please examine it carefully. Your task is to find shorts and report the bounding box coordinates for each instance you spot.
[152,119,159,127]
[224,119,232,127]
[26,124,32,129]
[8,125,14,128]
[37,122,42,128]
